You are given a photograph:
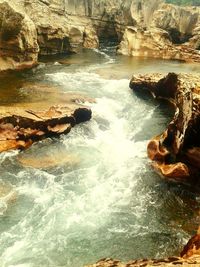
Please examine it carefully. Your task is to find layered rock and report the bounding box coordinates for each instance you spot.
[0,0,200,70]
[118,0,200,62]
[130,73,200,181]
[118,26,200,62]
[0,92,92,152]
[0,1,39,71]
[0,0,133,70]
[85,256,200,267]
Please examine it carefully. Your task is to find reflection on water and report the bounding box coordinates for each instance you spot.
[0,46,200,267]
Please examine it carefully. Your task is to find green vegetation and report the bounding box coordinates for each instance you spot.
[166,0,200,5]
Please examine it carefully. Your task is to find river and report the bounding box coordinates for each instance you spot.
[0,44,200,267]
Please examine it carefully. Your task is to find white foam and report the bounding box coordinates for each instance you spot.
[0,150,19,164]
[92,48,111,59]
[0,56,187,266]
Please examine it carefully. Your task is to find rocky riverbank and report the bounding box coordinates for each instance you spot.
[0,0,200,72]
[0,91,92,152]
[130,73,200,182]
[84,72,200,267]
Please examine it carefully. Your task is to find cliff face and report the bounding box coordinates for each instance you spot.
[0,1,39,72]
[0,0,200,71]
[0,0,134,71]
[118,0,200,61]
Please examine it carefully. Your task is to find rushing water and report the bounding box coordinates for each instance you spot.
[0,45,200,267]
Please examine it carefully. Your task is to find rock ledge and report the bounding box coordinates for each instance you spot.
[0,94,92,153]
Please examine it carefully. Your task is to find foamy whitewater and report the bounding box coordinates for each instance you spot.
[0,46,199,267]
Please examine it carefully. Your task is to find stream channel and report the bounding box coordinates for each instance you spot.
[0,44,200,267]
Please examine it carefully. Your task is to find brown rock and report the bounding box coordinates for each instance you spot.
[118,26,200,62]
[130,73,200,181]
[0,1,39,72]
[1,0,200,71]
[0,92,92,153]
[84,256,200,267]
[181,232,200,259]
[153,162,190,180]
[0,181,17,215]
[147,136,170,162]
[118,0,200,62]
[18,151,79,169]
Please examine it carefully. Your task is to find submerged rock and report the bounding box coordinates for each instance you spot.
[0,92,92,153]
[0,181,17,215]
[130,73,200,182]
[18,148,79,169]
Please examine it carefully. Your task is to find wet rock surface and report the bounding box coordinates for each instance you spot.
[0,91,92,153]
[85,256,200,267]
[0,181,17,215]
[130,73,200,182]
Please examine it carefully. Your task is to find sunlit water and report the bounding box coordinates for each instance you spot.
[0,45,200,267]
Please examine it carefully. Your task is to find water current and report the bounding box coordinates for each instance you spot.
[0,45,200,267]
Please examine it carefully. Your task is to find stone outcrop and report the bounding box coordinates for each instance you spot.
[0,0,200,70]
[0,92,92,152]
[117,0,200,62]
[0,1,39,71]
[130,73,200,181]
[0,0,133,70]
[118,26,200,62]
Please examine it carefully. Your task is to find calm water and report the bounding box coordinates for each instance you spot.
[0,46,200,267]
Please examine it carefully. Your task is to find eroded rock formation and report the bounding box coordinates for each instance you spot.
[130,73,200,181]
[0,0,133,71]
[0,93,92,152]
[85,256,200,267]
[117,0,200,62]
[0,1,39,71]
[0,0,200,71]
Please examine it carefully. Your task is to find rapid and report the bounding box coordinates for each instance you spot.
[0,45,200,267]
